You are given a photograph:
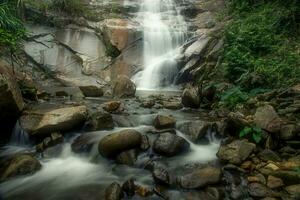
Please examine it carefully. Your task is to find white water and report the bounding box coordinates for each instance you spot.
[133,0,187,89]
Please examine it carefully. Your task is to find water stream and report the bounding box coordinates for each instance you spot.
[133,0,187,90]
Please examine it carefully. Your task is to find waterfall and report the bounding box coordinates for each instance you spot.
[133,0,187,90]
[10,120,30,146]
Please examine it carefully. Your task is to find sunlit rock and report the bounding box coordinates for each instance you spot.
[98,129,142,158]
[20,103,87,138]
[112,75,136,98]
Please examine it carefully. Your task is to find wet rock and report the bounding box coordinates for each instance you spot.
[105,182,123,200]
[152,163,171,185]
[179,167,221,189]
[258,149,281,162]
[0,62,25,138]
[140,135,150,151]
[71,132,100,153]
[177,120,212,143]
[162,101,182,110]
[181,86,200,108]
[98,129,142,158]
[284,184,300,200]
[267,175,284,189]
[271,170,300,185]
[20,104,87,138]
[116,149,137,166]
[0,154,41,182]
[140,99,155,108]
[227,112,250,131]
[153,115,176,129]
[247,174,267,185]
[254,105,282,133]
[122,178,135,197]
[217,139,256,164]
[86,111,114,131]
[36,132,64,152]
[280,124,297,140]
[112,75,136,98]
[103,101,121,112]
[153,132,190,157]
[135,184,153,198]
[79,85,103,97]
[248,183,268,198]
[184,187,221,200]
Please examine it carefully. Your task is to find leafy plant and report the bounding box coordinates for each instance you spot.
[239,126,263,143]
[219,86,249,109]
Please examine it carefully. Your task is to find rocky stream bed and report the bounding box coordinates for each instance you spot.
[0,0,299,200]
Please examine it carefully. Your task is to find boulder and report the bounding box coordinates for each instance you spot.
[112,75,136,98]
[280,124,297,140]
[258,149,281,162]
[285,184,300,200]
[153,132,190,157]
[140,99,155,108]
[103,101,121,112]
[85,111,114,131]
[179,167,221,189]
[181,86,200,108]
[98,129,142,158]
[267,175,284,189]
[254,105,282,133]
[79,85,103,97]
[20,104,87,138]
[152,163,171,185]
[0,154,41,182]
[177,120,212,143]
[105,182,123,200]
[217,139,256,164]
[153,115,176,129]
[271,170,300,185]
[116,149,137,166]
[162,101,183,110]
[248,183,269,198]
[71,132,101,153]
[122,178,135,197]
[0,62,25,138]
[36,132,64,152]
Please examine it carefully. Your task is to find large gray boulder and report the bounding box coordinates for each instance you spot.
[85,111,114,131]
[153,132,190,157]
[254,105,282,133]
[153,115,176,129]
[20,103,87,138]
[112,75,136,98]
[217,139,256,164]
[181,86,200,108]
[177,120,212,143]
[0,62,25,139]
[98,129,142,158]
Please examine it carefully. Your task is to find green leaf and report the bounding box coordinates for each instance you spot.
[252,131,262,143]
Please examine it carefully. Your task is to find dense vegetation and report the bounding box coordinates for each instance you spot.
[0,0,25,51]
[223,0,300,90]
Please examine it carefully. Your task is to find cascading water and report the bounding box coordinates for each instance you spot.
[133,0,187,90]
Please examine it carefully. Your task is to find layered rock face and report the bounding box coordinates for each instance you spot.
[0,62,25,139]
